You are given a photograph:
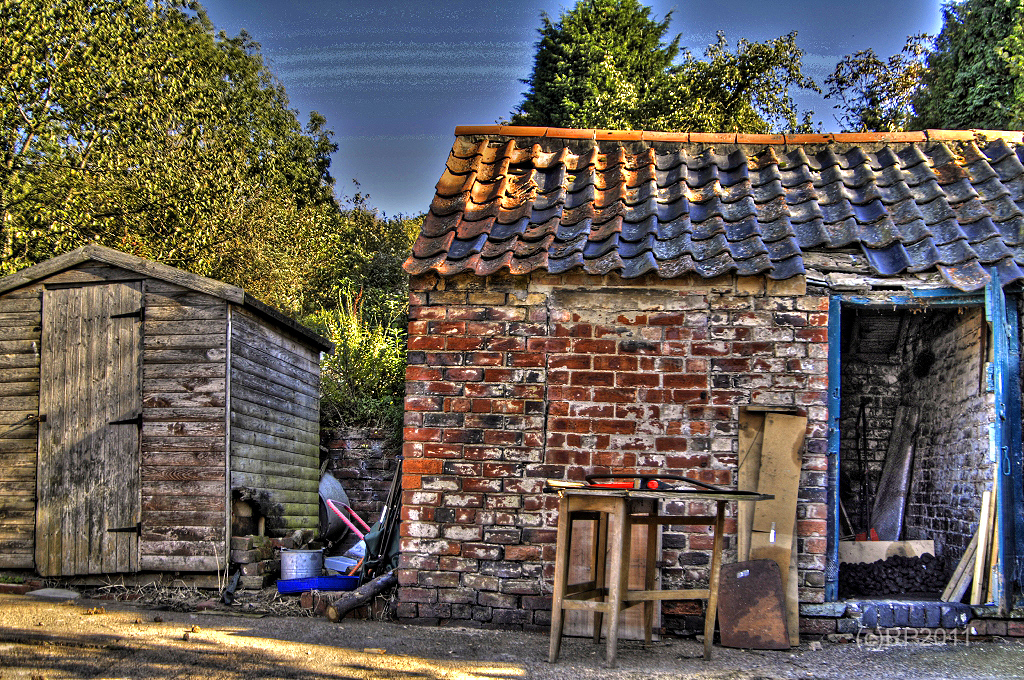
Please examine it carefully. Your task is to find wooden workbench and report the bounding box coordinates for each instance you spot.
[547,487,772,667]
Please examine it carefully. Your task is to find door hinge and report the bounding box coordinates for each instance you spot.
[109,414,142,427]
[111,307,144,320]
[107,522,141,536]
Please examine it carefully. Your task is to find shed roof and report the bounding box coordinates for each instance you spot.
[0,245,332,351]
[404,127,1024,291]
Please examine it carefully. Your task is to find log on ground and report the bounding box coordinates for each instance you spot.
[326,570,397,623]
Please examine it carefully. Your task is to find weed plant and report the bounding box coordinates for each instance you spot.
[304,287,407,440]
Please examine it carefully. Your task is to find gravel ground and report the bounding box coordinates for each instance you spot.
[1,592,1023,679]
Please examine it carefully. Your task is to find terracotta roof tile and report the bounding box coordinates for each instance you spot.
[404,127,1024,290]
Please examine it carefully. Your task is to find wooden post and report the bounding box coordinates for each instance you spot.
[971,491,993,606]
[548,495,571,663]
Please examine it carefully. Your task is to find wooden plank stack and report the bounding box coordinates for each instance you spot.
[941,488,1001,605]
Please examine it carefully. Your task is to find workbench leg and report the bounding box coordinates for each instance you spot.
[604,500,629,668]
[592,512,608,644]
[548,497,571,663]
[703,500,727,661]
[643,506,658,647]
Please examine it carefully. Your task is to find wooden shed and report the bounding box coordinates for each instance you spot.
[0,246,331,577]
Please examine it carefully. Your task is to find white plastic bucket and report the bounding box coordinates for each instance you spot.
[280,548,323,579]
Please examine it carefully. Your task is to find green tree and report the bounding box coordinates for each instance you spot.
[510,0,817,133]
[912,0,1024,129]
[825,35,930,132]
[304,286,408,432]
[295,183,420,317]
[1,0,418,436]
[510,0,680,130]
[666,31,819,133]
[0,0,338,314]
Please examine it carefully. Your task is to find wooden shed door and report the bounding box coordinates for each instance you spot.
[35,282,143,576]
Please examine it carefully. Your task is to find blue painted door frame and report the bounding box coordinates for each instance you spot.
[986,274,1024,611]
[825,287,1022,609]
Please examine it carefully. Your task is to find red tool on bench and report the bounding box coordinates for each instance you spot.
[582,474,766,498]
[584,473,727,491]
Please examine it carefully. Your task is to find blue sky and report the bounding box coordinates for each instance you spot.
[200,1,944,217]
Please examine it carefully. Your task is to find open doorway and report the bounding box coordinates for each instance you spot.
[836,302,992,599]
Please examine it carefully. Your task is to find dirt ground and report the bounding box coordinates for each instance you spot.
[1,591,1024,680]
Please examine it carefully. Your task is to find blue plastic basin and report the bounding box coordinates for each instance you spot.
[276,575,358,594]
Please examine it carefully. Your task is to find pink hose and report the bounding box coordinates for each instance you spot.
[325,499,369,538]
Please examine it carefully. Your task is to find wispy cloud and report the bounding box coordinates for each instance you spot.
[266,41,534,91]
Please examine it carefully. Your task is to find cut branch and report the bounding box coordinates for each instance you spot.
[325,570,396,623]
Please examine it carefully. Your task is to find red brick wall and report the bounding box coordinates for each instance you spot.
[399,271,830,627]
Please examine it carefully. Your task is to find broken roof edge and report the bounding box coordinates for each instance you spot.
[0,245,333,353]
[452,125,1024,146]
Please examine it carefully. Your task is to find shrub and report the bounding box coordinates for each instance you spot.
[304,288,406,437]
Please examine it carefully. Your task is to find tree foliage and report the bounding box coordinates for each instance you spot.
[912,0,1024,130]
[825,35,931,132]
[510,0,680,130]
[509,0,818,133]
[1,0,419,434]
[0,0,347,315]
[668,31,819,133]
[305,286,407,433]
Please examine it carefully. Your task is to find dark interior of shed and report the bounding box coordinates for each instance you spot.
[838,303,994,599]
[231,494,265,537]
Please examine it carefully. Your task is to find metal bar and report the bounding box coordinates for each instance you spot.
[107,522,141,535]
[109,308,143,319]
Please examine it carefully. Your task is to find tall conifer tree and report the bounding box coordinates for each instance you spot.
[510,0,817,133]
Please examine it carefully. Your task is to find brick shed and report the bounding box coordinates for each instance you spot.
[0,246,331,578]
[399,127,1024,628]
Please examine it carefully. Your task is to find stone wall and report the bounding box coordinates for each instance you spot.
[839,306,991,559]
[838,318,902,535]
[399,270,830,628]
[902,308,992,557]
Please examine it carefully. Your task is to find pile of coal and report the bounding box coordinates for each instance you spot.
[838,553,952,598]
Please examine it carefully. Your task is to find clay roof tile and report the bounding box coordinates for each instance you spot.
[403,127,1024,290]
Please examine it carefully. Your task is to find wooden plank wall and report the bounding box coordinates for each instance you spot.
[0,282,42,568]
[140,279,228,572]
[0,261,319,573]
[229,306,319,534]
[36,281,144,577]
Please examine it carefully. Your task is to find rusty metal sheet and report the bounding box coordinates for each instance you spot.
[717,559,790,650]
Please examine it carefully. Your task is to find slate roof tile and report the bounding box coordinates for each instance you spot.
[406,128,1024,290]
